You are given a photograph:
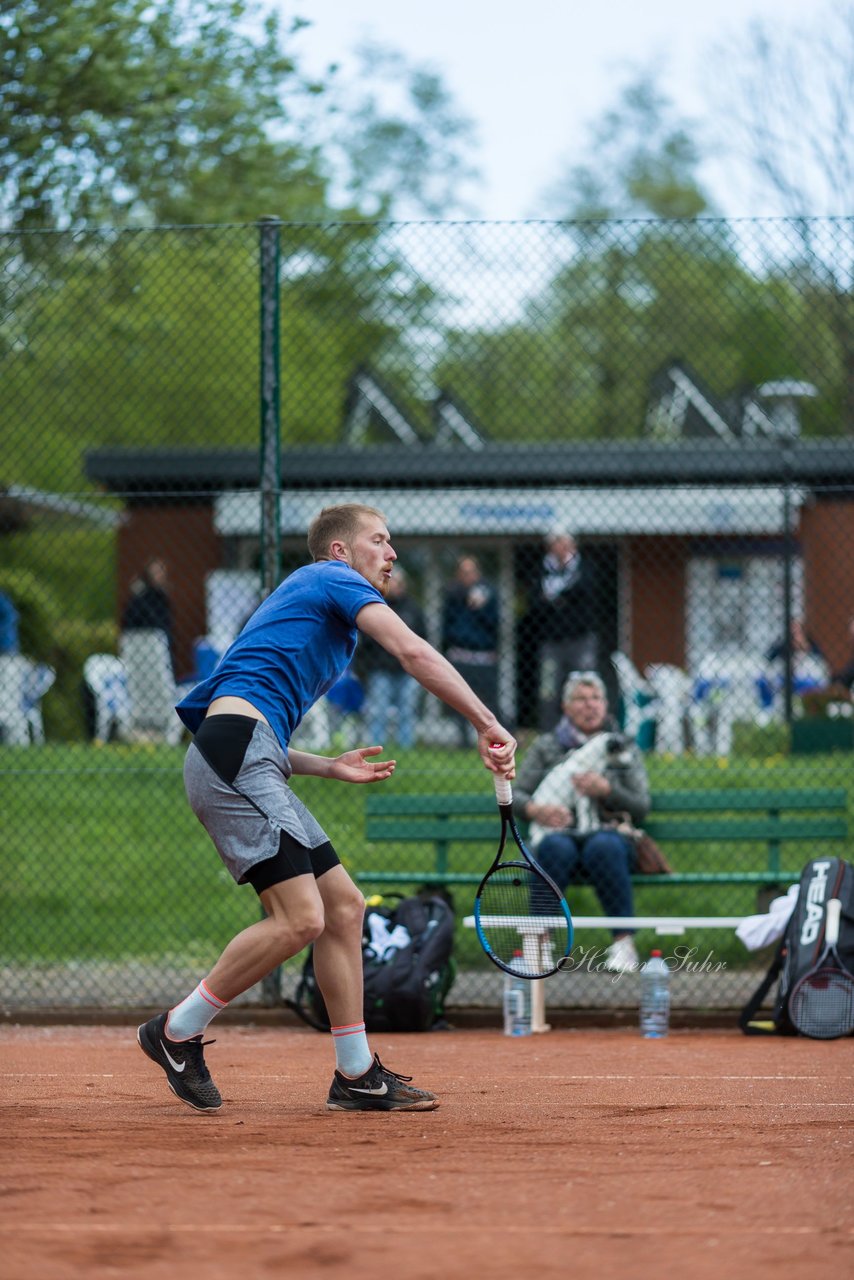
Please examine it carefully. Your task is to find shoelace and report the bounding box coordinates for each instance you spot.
[180,1036,216,1079]
[373,1057,414,1084]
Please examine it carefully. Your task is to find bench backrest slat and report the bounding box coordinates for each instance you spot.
[366,818,499,842]
[643,817,848,842]
[367,816,847,844]
[366,794,497,817]
[366,790,847,844]
[366,787,847,821]
[649,788,846,813]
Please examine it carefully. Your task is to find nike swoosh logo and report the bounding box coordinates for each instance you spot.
[161,1041,186,1073]
[350,1082,388,1096]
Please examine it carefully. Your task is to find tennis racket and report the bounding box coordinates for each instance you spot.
[474,770,574,979]
[789,898,854,1040]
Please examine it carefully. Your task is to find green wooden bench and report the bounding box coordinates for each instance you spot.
[359,787,849,889]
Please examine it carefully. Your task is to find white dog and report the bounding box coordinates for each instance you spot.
[528,732,633,849]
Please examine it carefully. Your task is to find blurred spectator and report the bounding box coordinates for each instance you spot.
[832,615,854,691]
[123,558,172,635]
[442,555,499,746]
[0,591,20,654]
[122,558,174,669]
[531,529,597,728]
[323,663,365,749]
[512,671,650,973]
[357,569,425,748]
[766,617,825,667]
[765,617,829,689]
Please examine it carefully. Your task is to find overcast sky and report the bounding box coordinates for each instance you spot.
[284,0,822,218]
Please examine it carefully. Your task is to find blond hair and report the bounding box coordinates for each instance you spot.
[307,504,386,562]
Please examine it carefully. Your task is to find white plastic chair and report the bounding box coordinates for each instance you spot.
[645,663,692,755]
[0,654,31,745]
[610,651,658,746]
[119,629,187,745]
[690,650,765,756]
[83,654,131,743]
[21,661,56,743]
[0,656,55,745]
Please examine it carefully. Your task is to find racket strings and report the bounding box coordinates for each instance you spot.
[790,969,854,1040]
[477,864,569,978]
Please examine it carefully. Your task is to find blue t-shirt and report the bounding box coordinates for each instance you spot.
[176,561,385,750]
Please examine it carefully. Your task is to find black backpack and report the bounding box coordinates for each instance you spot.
[286,891,457,1033]
[740,856,854,1035]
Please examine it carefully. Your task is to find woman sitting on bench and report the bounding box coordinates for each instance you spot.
[513,671,651,973]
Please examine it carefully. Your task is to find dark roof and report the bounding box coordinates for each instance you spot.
[85,439,854,496]
[0,485,121,531]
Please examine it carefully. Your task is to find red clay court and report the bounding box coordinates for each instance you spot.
[1,1022,851,1280]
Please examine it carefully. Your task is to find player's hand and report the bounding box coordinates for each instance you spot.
[330,745,396,784]
[481,727,516,776]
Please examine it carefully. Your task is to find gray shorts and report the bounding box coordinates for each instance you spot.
[184,716,331,885]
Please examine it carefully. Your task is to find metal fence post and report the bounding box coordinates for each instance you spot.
[782,480,794,726]
[259,215,282,600]
[258,214,282,1006]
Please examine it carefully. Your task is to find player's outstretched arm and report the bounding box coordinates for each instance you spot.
[288,745,396,783]
[356,602,516,776]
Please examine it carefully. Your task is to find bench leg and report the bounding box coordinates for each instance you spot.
[521,931,553,1033]
[531,979,550,1033]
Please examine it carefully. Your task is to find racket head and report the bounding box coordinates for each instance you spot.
[478,768,574,977]
[789,967,854,1039]
[474,859,573,978]
[789,898,854,1039]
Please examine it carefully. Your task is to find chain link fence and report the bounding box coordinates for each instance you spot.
[2,216,853,1018]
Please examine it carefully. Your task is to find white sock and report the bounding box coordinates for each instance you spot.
[166,980,228,1040]
[331,1021,373,1077]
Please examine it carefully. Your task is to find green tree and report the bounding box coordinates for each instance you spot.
[434,217,842,443]
[2,220,439,491]
[2,1,475,489]
[1,0,323,227]
[316,43,479,218]
[434,72,844,443]
[0,0,478,229]
[707,2,854,430]
[543,75,714,221]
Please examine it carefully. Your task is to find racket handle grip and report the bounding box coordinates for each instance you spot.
[825,897,842,946]
[492,772,512,806]
[489,743,513,805]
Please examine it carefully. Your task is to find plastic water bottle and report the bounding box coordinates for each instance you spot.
[503,951,532,1037]
[639,949,671,1038]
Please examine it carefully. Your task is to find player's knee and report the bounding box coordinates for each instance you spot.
[271,906,325,953]
[297,907,326,948]
[323,884,366,938]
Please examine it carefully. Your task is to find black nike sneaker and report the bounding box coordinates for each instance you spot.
[326,1054,439,1112]
[137,1012,222,1112]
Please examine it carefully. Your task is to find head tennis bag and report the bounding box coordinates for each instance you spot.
[287,891,456,1033]
[739,856,854,1036]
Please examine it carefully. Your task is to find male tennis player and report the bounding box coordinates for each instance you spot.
[137,504,516,1113]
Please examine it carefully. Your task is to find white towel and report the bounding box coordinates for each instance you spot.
[735,884,799,951]
[366,912,411,959]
